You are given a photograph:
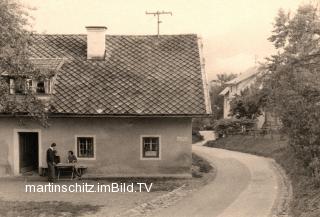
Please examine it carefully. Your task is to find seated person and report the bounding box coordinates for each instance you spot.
[67,151,77,163]
[67,151,81,178]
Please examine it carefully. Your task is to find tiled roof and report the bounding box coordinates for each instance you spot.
[30,58,65,71]
[29,34,209,115]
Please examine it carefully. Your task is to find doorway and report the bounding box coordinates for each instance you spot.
[19,132,39,173]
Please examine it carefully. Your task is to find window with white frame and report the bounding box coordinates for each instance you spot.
[77,137,95,158]
[142,137,160,159]
[9,78,52,95]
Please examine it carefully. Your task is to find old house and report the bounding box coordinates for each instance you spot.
[219,67,265,128]
[0,26,211,177]
[219,67,281,130]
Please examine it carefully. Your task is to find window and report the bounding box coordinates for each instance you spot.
[11,78,29,94]
[9,78,52,95]
[141,136,160,159]
[76,137,95,158]
[36,81,45,94]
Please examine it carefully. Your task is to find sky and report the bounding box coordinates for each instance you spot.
[21,0,306,81]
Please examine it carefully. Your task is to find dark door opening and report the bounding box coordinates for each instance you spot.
[19,132,39,173]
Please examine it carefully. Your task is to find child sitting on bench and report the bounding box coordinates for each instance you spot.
[67,151,81,178]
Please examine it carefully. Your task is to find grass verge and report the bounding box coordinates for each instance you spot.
[204,134,320,217]
[93,153,214,192]
[0,200,100,217]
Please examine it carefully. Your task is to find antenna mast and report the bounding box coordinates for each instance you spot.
[146,10,172,37]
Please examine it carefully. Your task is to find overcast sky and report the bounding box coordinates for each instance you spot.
[22,0,306,81]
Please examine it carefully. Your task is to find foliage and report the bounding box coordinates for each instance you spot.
[192,153,213,175]
[0,0,48,126]
[229,82,269,119]
[213,117,255,137]
[209,72,237,120]
[263,4,320,184]
[192,73,237,130]
[192,130,204,144]
[216,73,238,84]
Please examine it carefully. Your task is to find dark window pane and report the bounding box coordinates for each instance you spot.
[77,137,94,158]
[142,137,159,158]
[36,81,45,94]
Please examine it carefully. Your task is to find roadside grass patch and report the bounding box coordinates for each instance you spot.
[192,153,213,175]
[0,200,100,217]
[92,153,214,192]
[204,134,320,217]
[204,134,288,157]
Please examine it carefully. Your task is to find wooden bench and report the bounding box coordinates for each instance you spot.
[40,165,88,179]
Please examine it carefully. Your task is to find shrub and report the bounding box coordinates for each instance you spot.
[192,153,213,178]
[192,130,204,144]
[214,118,256,137]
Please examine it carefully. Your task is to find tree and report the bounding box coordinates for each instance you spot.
[216,73,238,85]
[209,73,237,120]
[229,77,269,120]
[264,4,320,181]
[192,73,236,131]
[0,0,48,126]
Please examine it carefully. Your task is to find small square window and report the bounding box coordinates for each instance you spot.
[77,137,94,158]
[142,137,160,159]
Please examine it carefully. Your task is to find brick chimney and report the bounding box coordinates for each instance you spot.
[86,26,107,60]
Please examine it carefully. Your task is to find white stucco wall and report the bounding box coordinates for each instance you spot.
[0,117,192,178]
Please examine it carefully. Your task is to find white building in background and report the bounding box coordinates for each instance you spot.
[219,67,266,129]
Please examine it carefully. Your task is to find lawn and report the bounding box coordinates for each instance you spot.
[205,134,320,217]
[0,153,214,217]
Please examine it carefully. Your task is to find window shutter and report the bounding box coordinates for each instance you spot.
[44,79,50,94]
[9,79,15,94]
[32,80,37,93]
[25,79,33,93]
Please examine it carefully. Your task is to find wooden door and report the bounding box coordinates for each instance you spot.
[19,132,39,173]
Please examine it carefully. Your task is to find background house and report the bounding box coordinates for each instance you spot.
[219,67,265,128]
[0,26,211,177]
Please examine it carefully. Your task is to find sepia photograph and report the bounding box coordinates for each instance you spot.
[0,0,319,216]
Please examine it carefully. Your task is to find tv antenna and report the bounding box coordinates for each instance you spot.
[146,10,172,37]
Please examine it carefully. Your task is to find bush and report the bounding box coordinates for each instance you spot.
[192,130,204,144]
[214,118,256,137]
[192,153,213,178]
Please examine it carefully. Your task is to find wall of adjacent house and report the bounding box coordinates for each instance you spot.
[223,76,259,119]
[0,117,192,177]
[223,92,230,119]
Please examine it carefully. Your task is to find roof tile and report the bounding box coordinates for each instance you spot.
[29,34,208,115]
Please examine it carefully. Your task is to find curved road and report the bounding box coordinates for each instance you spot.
[154,133,281,217]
